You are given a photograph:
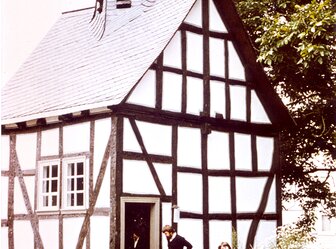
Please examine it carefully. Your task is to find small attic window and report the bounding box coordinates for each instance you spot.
[117,0,132,9]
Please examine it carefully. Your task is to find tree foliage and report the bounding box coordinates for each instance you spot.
[234,0,336,231]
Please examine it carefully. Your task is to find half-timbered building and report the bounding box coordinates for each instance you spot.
[1,0,294,248]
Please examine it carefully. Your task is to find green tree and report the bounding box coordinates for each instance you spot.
[234,0,336,232]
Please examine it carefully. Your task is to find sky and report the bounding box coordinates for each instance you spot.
[1,0,95,88]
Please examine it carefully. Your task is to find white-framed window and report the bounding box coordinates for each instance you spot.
[38,160,60,211]
[62,157,87,210]
[37,156,88,211]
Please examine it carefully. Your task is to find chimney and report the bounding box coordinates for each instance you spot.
[116,0,132,9]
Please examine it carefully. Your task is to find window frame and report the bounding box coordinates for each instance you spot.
[61,156,89,211]
[37,159,61,212]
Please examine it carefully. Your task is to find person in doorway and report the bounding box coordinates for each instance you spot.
[162,225,193,249]
[130,229,146,249]
[218,241,232,249]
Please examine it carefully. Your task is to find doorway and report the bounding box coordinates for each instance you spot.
[121,197,160,249]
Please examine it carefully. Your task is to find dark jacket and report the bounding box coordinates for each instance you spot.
[168,234,192,249]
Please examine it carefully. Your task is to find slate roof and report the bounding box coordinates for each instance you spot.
[1,0,196,124]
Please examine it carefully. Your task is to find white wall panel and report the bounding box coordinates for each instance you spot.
[237,220,252,249]
[177,173,202,213]
[210,80,226,118]
[14,220,34,248]
[230,85,246,121]
[91,216,110,248]
[163,31,182,69]
[251,90,271,124]
[209,220,232,249]
[63,122,90,154]
[209,0,228,33]
[63,217,85,249]
[123,118,142,153]
[14,177,35,214]
[154,163,172,196]
[177,127,202,168]
[187,76,203,115]
[208,176,231,213]
[234,133,251,171]
[161,202,172,249]
[236,177,267,213]
[265,179,276,213]
[1,227,8,249]
[94,118,112,208]
[123,160,159,195]
[210,38,225,77]
[178,219,202,249]
[187,33,203,73]
[162,72,182,112]
[183,0,202,27]
[1,177,8,219]
[41,128,59,156]
[228,41,245,81]
[137,121,172,156]
[1,135,9,170]
[40,219,59,249]
[208,131,230,169]
[257,136,274,171]
[16,133,37,170]
[254,221,277,249]
[126,69,156,107]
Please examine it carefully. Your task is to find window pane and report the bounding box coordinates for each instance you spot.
[68,163,75,176]
[43,166,49,178]
[77,162,83,175]
[77,193,83,206]
[77,178,84,190]
[43,196,48,207]
[51,180,57,192]
[52,165,58,177]
[52,195,57,206]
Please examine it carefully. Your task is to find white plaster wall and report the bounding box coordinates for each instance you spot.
[40,219,59,249]
[236,177,269,213]
[126,69,156,107]
[257,136,274,171]
[254,220,277,249]
[1,227,8,249]
[90,216,110,248]
[210,80,226,118]
[208,131,230,169]
[264,179,276,213]
[236,219,252,249]
[136,121,172,156]
[14,220,34,248]
[41,128,59,156]
[177,173,202,213]
[209,0,228,33]
[123,118,142,153]
[1,135,10,170]
[94,118,112,208]
[63,217,85,249]
[161,202,172,249]
[234,133,252,170]
[186,32,203,73]
[1,177,8,219]
[123,160,160,195]
[154,163,172,196]
[16,133,37,170]
[209,220,232,249]
[208,176,231,213]
[177,127,202,168]
[187,76,204,115]
[163,31,182,69]
[228,41,246,81]
[251,90,271,124]
[63,122,90,154]
[230,85,247,122]
[162,72,182,112]
[183,0,202,27]
[13,176,35,214]
[210,37,225,77]
[178,218,202,249]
